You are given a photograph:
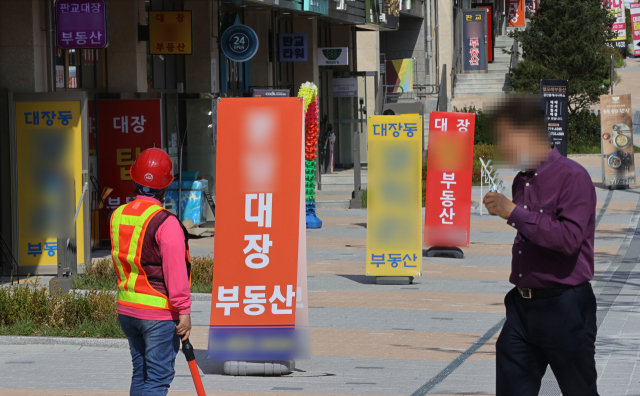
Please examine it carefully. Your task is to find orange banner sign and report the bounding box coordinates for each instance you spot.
[424,111,475,248]
[507,0,525,27]
[209,98,307,361]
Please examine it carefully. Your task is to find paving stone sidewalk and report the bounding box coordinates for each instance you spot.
[1,156,639,396]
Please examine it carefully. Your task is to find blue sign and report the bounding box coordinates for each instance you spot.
[279,33,308,62]
[221,25,259,62]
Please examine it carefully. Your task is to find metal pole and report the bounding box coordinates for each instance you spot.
[610,54,614,95]
[350,97,364,209]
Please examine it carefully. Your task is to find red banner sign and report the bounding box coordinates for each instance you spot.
[209,98,306,361]
[97,100,163,239]
[507,0,525,27]
[424,111,475,248]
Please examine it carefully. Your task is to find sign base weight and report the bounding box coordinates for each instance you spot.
[375,276,414,285]
[425,247,464,259]
[223,360,295,376]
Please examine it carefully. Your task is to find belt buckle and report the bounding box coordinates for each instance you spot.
[520,288,532,299]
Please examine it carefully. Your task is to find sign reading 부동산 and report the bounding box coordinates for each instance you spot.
[424,112,475,248]
[600,94,635,187]
[209,98,309,361]
[462,9,488,73]
[56,0,108,49]
[540,79,569,157]
[149,11,193,55]
[631,4,640,58]
[366,115,422,277]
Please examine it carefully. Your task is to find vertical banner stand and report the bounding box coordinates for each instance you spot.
[423,111,475,259]
[365,115,423,285]
[209,98,310,376]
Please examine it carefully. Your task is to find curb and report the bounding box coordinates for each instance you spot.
[0,335,129,349]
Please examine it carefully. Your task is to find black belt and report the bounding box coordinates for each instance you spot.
[517,284,576,299]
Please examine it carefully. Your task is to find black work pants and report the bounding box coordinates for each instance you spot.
[496,283,599,396]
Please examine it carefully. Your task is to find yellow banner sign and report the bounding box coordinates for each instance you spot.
[15,101,84,266]
[366,115,422,277]
[149,11,193,55]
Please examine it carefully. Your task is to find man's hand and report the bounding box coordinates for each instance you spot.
[483,192,516,220]
[176,314,191,341]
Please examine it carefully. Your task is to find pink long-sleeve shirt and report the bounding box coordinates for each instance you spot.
[117,196,191,321]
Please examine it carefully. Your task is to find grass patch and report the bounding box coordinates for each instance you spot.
[0,282,123,338]
[74,256,214,294]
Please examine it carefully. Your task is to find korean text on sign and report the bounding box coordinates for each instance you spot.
[149,11,193,55]
[424,111,475,247]
[56,0,107,49]
[280,34,308,62]
[209,98,306,361]
[366,115,423,277]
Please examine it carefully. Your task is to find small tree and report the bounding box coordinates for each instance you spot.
[508,0,616,115]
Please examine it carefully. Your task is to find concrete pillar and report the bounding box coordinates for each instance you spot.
[330,25,353,73]
[245,11,272,88]
[106,0,147,93]
[293,17,318,89]
[185,0,219,93]
[438,0,454,104]
[356,31,380,163]
[0,0,49,92]
[0,0,49,275]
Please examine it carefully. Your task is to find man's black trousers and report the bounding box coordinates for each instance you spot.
[496,283,599,396]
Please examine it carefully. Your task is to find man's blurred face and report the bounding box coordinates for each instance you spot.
[496,120,549,170]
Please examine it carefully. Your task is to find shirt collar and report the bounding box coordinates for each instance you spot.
[535,146,560,174]
[134,195,162,206]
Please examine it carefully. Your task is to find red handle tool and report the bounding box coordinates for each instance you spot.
[182,338,207,396]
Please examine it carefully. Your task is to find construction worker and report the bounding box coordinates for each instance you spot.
[110,148,192,395]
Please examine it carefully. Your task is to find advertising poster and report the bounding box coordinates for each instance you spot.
[540,79,569,157]
[149,11,193,55]
[96,100,163,240]
[209,98,309,361]
[366,115,422,277]
[462,9,488,73]
[507,0,525,27]
[607,0,627,42]
[600,94,635,187]
[632,3,640,57]
[384,59,413,93]
[15,101,85,267]
[424,111,475,248]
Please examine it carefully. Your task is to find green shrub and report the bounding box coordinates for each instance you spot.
[361,188,368,209]
[74,256,214,294]
[567,109,602,154]
[0,282,122,338]
[473,144,494,185]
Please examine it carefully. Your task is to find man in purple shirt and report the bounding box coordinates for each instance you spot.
[483,96,598,396]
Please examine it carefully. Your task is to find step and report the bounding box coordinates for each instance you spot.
[455,76,509,84]
[315,200,351,210]
[488,63,510,71]
[320,174,368,183]
[455,82,509,90]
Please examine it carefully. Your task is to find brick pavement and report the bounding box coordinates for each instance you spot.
[1,155,639,395]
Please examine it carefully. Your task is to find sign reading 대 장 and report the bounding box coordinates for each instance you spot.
[56,0,108,49]
[424,112,475,248]
[540,79,569,157]
[209,98,308,361]
[600,94,635,187]
[366,115,423,277]
[96,100,163,240]
[149,11,193,55]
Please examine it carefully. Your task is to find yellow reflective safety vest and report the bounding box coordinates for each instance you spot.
[110,199,191,311]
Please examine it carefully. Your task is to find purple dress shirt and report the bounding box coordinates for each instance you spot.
[507,147,596,289]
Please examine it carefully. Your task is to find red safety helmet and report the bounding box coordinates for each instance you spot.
[130,148,174,190]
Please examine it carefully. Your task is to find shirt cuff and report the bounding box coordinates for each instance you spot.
[507,205,531,230]
[178,307,191,315]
